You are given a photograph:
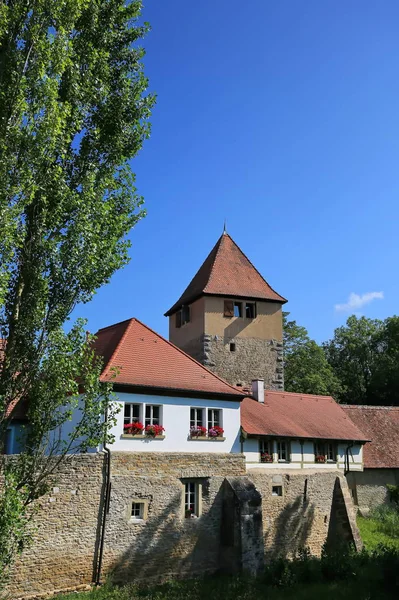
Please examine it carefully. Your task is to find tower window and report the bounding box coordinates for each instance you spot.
[182,305,190,325]
[233,302,242,317]
[229,342,236,352]
[175,306,190,327]
[245,302,256,319]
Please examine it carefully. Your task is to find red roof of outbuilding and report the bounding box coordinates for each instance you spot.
[165,232,287,315]
[241,391,368,441]
[94,318,244,399]
[342,405,399,468]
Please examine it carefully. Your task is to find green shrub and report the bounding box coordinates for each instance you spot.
[371,505,399,538]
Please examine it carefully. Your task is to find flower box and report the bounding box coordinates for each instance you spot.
[260,452,274,463]
[315,455,326,463]
[189,426,207,438]
[123,422,144,435]
[208,426,224,438]
[145,424,165,437]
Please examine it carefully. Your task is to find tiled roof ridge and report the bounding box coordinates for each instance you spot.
[96,318,132,333]
[101,317,244,396]
[265,390,334,400]
[209,233,287,303]
[342,404,399,411]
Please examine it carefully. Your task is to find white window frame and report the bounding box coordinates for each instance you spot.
[183,480,202,518]
[277,440,290,462]
[190,407,204,428]
[145,404,162,427]
[207,408,222,429]
[259,439,274,463]
[124,403,141,425]
[131,502,144,519]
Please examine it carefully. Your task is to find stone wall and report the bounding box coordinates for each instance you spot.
[249,470,361,558]
[179,334,283,390]
[6,456,361,600]
[346,468,399,511]
[6,452,245,599]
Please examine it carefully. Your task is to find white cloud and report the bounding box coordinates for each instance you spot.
[335,291,384,313]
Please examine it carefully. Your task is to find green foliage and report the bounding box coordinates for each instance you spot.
[283,313,341,397]
[370,505,399,539]
[0,0,154,583]
[357,514,399,551]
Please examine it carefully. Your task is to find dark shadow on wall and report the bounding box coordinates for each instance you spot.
[265,496,315,558]
[108,484,225,585]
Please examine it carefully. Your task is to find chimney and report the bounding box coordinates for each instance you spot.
[251,379,264,403]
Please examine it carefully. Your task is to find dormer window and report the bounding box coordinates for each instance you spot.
[175,305,190,328]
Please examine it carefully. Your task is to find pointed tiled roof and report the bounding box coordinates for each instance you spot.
[241,392,368,442]
[94,318,244,399]
[165,232,287,315]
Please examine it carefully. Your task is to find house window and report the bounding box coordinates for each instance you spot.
[124,403,140,425]
[145,405,161,427]
[245,302,256,319]
[259,439,274,463]
[229,342,236,352]
[190,407,204,428]
[327,443,336,462]
[184,481,201,518]
[131,502,144,520]
[277,440,290,462]
[208,408,221,429]
[315,442,336,463]
[234,302,242,317]
[272,485,283,497]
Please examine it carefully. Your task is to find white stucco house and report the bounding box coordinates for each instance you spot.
[90,317,244,454]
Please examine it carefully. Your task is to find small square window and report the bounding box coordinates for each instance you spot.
[245,302,256,319]
[131,502,144,519]
[229,342,236,352]
[272,485,283,497]
[234,302,242,317]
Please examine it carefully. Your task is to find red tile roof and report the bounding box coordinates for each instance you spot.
[342,405,399,468]
[94,318,244,399]
[241,391,368,441]
[165,232,287,316]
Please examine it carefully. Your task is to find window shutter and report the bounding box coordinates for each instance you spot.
[175,310,182,328]
[224,300,234,317]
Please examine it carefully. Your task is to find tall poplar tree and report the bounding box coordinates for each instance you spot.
[0,0,154,581]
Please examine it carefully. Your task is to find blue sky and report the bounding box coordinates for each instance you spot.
[73,0,399,343]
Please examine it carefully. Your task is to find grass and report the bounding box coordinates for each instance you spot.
[54,542,399,600]
[53,578,395,600]
[358,514,399,551]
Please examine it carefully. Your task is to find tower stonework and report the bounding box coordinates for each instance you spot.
[165,233,286,390]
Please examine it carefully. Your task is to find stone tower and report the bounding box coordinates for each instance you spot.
[165,232,287,390]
